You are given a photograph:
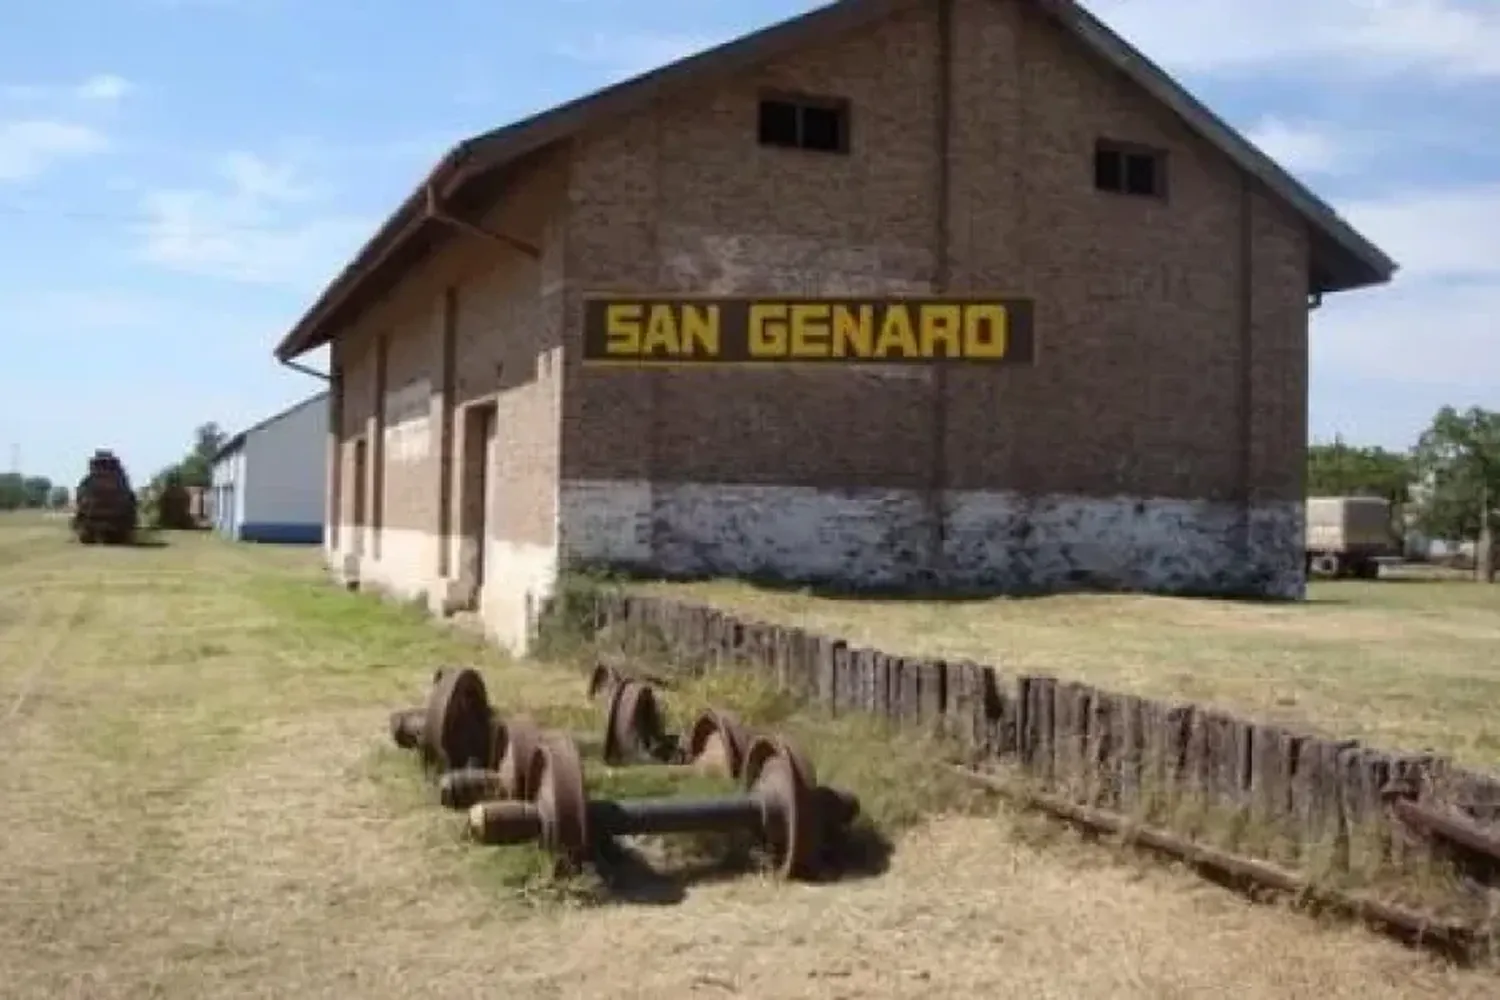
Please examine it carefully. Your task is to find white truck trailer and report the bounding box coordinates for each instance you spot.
[1305,495,1397,579]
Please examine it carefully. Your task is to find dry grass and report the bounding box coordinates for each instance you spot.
[636,569,1500,769]
[1,511,1496,997]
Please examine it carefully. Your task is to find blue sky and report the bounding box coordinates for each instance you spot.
[1,0,1496,485]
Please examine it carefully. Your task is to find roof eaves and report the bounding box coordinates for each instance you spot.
[275,0,1399,364]
[273,0,913,363]
[272,146,476,362]
[1046,1,1397,290]
[212,391,330,464]
[453,0,913,181]
[210,434,246,465]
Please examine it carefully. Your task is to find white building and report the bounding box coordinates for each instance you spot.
[209,391,328,544]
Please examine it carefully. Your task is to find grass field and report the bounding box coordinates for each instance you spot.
[641,569,1500,768]
[2,511,1497,998]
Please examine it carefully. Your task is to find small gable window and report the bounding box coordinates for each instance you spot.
[1094,140,1166,198]
[757,94,851,154]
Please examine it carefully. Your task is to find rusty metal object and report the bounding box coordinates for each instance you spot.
[740,735,818,879]
[71,449,138,545]
[388,668,469,756]
[587,661,623,701]
[602,680,672,764]
[388,707,426,750]
[439,767,508,809]
[533,731,590,868]
[422,667,492,772]
[468,733,857,881]
[684,708,753,779]
[494,716,544,799]
[586,659,674,702]
[600,683,753,779]
[431,716,546,809]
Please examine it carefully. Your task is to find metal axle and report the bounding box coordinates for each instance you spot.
[470,793,769,845]
[439,767,508,810]
[472,787,859,845]
[470,732,857,880]
[592,796,768,837]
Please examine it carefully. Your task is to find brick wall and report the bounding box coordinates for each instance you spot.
[322,0,1323,654]
[325,151,570,649]
[554,0,1310,600]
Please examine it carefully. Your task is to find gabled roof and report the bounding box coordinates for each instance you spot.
[274,0,1398,363]
[212,391,329,464]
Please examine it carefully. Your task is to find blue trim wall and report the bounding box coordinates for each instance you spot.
[236,521,324,545]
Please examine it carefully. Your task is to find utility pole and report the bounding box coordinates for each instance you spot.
[7,443,17,475]
[1479,478,1495,584]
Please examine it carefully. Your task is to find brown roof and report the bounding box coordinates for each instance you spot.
[274,0,1398,363]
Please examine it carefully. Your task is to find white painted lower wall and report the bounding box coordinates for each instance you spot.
[325,478,1304,656]
[323,528,560,654]
[557,479,1305,600]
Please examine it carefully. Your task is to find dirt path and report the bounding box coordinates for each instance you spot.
[0,520,1491,998]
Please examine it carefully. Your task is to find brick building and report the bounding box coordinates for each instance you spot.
[273,0,1395,652]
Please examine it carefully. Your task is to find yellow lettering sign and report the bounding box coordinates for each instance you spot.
[832,305,873,357]
[681,304,719,355]
[604,303,641,355]
[585,298,1031,366]
[602,302,720,358]
[748,303,785,356]
[873,306,918,357]
[963,303,1007,358]
[919,304,961,357]
[789,303,830,356]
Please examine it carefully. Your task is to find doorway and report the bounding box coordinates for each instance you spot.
[351,437,369,556]
[458,402,496,604]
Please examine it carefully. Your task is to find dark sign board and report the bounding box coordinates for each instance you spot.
[581,296,1035,366]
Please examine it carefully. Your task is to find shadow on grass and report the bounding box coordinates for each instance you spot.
[79,532,169,548]
[586,816,895,906]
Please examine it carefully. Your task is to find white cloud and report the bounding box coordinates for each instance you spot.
[1314,281,1498,389]
[74,74,132,103]
[136,151,372,287]
[1089,0,1500,79]
[1312,182,1500,387]
[1245,118,1348,176]
[0,74,124,181]
[217,150,311,202]
[1065,1,1500,410]
[556,31,730,79]
[0,120,107,181]
[0,74,135,103]
[1343,184,1500,278]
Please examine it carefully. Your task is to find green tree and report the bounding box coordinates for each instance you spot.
[176,422,227,488]
[1306,437,1413,504]
[21,476,51,508]
[150,422,229,492]
[1410,406,1500,581]
[48,485,70,509]
[0,473,22,510]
